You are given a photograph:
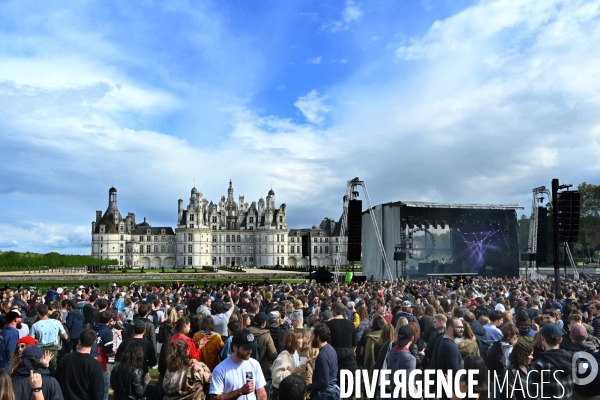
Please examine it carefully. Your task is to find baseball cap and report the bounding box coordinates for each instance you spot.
[22,346,43,360]
[253,312,268,326]
[232,329,258,350]
[268,311,280,322]
[517,299,527,308]
[495,304,505,312]
[569,324,588,341]
[541,323,563,340]
[6,310,21,322]
[402,300,413,308]
[175,306,183,312]
[397,324,414,347]
[323,310,333,320]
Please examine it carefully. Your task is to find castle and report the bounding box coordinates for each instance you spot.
[91,182,348,269]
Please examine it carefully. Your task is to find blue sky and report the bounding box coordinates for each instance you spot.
[1,0,599,254]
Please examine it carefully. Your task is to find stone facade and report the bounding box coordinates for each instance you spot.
[91,183,346,269]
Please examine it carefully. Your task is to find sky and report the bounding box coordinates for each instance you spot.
[1,0,599,254]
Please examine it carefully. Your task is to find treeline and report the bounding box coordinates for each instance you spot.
[0,251,118,268]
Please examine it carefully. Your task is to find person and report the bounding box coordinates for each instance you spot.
[271,330,306,400]
[29,304,68,370]
[110,342,148,400]
[196,294,212,319]
[422,313,447,368]
[431,317,464,400]
[456,321,480,363]
[209,328,267,400]
[325,302,358,384]
[163,339,212,400]
[115,320,157,375]
[124,304,157,353]
[157,307,178,385]
[387,324,418,400]
[192,314,225,371]
[568,324,600,400]
[484,311,503,341]
[0,369,18,400]
[8,336,36,376]
[56,329,104,400]
[65,300,85,350]
[355,306,370,343]
[266,311,286,354]
[373,323,395,371]
[91,311,116,400]
[486,323,519,376]
[363,315,385,379]
[278,374,306,400]
[501,342,533,400]
[246,312,277,397]
[11,345,64,400]
[306,323,339,400]
[170,316,204,360]
[297,328,318,387]
[450,355,488,400]
[589,300,600,339]
[0,310,22,370]
[212,296,235,340]
[528,323,574,399]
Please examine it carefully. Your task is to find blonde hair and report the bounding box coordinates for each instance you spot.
[395,316,408,332]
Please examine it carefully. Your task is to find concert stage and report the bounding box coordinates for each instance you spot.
[362,201,523,281]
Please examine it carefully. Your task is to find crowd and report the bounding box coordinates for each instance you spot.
[0,275,598,400]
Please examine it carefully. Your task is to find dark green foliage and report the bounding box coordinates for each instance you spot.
[0,251,118,268]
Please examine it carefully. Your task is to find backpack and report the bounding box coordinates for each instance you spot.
[250,338,261,362]
[149,308,164,331]
[0,335,6,364]
[477,338,493,361]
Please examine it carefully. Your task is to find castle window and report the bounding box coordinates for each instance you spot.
[161,236,166,242]
[188,257,192,266]
[325,246,329,253]
[147,236,151,241]
[188,233,193,241]
[120,235,124,240]
[153,245,158,253]
[189,224,193,228]
[290,246,294,254]
[320,246,323,253]
[140,246,143,253]
[161,245,166,253]
[280,216,283,222]
[325,238,329,243]
[212,225,217,230]
[147,245,151,253]
[226,235,230,242]
[161,229,166,234]
[154,236,158,242]
[276,234,279,242]
[212,216,217,223]
[169,236,174,242]
[314,246,317,253]
[147,229,151,235]
[190,214,194,221]
[296,246,300,253]
[139,236,143,242]
[249,217,254,223]
[212,235,217,243]
[226,246,230,253]
[188,245,192,253]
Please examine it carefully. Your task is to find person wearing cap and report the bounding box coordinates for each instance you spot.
[246,312,277,398]
[568,323,600,400]
[391,300,418,332]
[528,323,574,399]
[209,328,267,400]
[266,311,285,354]
[0,309,22,369]
[387,324,419,399]
[11,345,64,400]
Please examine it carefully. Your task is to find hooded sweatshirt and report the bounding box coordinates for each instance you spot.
[11,357,64,400]
[363,330,382,379]
[192,330,224,371]
[529,348,573,399]
[387,346,417,400]
[66,309,85,339]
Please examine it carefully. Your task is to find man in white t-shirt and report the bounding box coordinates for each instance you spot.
[210,328,267,400]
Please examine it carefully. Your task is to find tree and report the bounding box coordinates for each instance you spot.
[578,182,600,256]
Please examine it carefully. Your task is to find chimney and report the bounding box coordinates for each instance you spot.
[96,211,102,223]
[178,199,183,224]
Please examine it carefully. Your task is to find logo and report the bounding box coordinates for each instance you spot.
[246,333,254,342]
[572,352,599,385]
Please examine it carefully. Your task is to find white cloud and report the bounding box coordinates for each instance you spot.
[307,56,322,64]
[294,90,332,124]
[321,0,363,32]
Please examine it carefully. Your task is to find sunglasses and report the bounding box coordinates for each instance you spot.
[17,344,28,351]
